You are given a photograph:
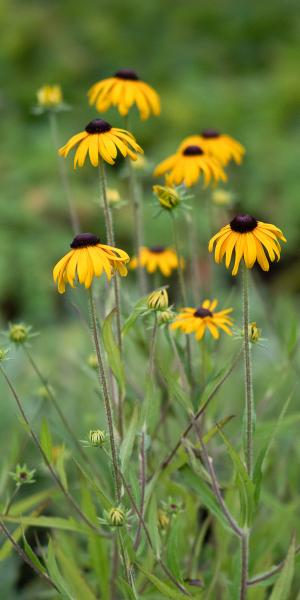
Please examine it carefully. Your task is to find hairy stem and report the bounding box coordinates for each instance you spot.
[242,264,254,477]
[98,161,124,438]
[49,111,80,234]
[87,287,121,503]
[240,533,249,600]
[133,429,146,550]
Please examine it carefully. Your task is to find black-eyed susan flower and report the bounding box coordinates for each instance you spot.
[59,119,143,169]
[53,233,129,294]
[179,130,245,166]
[154,145,227,187]
[37,85,63,108]
[170,299,233,341]
[208,215,286,276]
[130,246,183,277]
[147,288,169,311]
[88,69,160,120]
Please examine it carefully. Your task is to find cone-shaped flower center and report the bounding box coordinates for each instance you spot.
[114,69,139,81]
[230,214,257,233]
[70,233,100,248]
[85,119,112,134]
[201,129,220,138]
[183,145,204,156]
[150,246,165,253]
[194,307,213,318]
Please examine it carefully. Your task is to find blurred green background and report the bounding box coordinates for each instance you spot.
[1,0,300,324]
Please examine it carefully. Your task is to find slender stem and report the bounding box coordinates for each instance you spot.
[98,161,124,438]
[148,313,158,382]
[247,544,300,586]
[0,520,57,590]
[134,429,146,550]
[87,287,121,503]
[159,348,242,471]
[171,215,187,305]
[126,143,147,294]
[166,329,190,394]
[240,533,249,600]
[3,487,20,516]
[242,264,254,477]
[193,421,243,538]
[49,111,80,234]
[23,346,88,462]
[186,211,199,303]
[0,365,99,534]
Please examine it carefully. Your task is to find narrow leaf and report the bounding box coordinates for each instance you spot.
[137,565,190,600]
[102,309,125,392]
[269,536,295,600]
[40,418,53,463]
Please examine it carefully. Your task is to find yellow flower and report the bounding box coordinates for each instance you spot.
[53,233,129,293]
[171,300,233,341]
[59,119,143,169]
[88,69,160,120]
[147,288,169,310]
[179,130,245,166]
[154,145,227,187]
[130,246,183,276]
[208,215,286,276]
[37,85,63,108]
[153,185,181,210]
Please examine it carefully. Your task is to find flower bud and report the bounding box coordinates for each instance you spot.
[10,464,36,488]
[107,507,126,527]
[37,85,63,108]
[147,288,169,311]
[89,429,106,446]
[87,353,98,370]
[107,188,121,205]
[158,509,170,529]
[153,185,180,210]
[9,323,31,345]
[157,309,174,325]
[0,348,9,362]
[249,322,261,343]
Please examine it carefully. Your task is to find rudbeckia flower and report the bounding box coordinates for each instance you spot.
[130,246,183,277]
[208,215,286,276]
[179,130,245,166]
[59,119,143,168]
[53,233,130,293]
[88,69,160,120]
[171,300,233,340]
[154,145,227,187]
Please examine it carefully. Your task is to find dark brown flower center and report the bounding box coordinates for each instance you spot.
[183,145,204,156]
[114,69,139,81]
[150,246,165,253]
[20,472,28,480]
[85,119,111,134]
[70,233,100,248]
[194,307,212,318]
[230,214,257,233]
[201,129,220,138]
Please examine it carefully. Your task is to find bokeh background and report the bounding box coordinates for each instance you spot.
[0,1,300,596]
[1,0,299,323]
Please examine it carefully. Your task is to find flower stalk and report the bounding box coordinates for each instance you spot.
[242,264,254,477]
[88,287,121,503]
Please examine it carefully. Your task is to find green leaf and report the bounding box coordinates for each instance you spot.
[147,493,161,559]
[120,407,139,472]
[136,565,190,600]
[55,542,98,600]
[122,297,148,336]
[40,418,53,463]
[8,488,55,515]
[117,577,138,600]
[217,428,255,526]
[180,466,232,534]
[45,539,74,599]
[0,514,90,535]
[102,309,125,392]
[203,415,235,444]
[166,515,183,582]
[269,537,296,600]
[159,363,193,413]
[73,458,112,510]
[23,533,47,575]
[81,487,110,599]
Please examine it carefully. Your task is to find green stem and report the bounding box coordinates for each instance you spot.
[242,264,254,477]
[49,111,80,234]
[23,346,88,462]
[98,161,124,438]
[171,214,187,305]
[240,533,249,600]
[88,287,121,503]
